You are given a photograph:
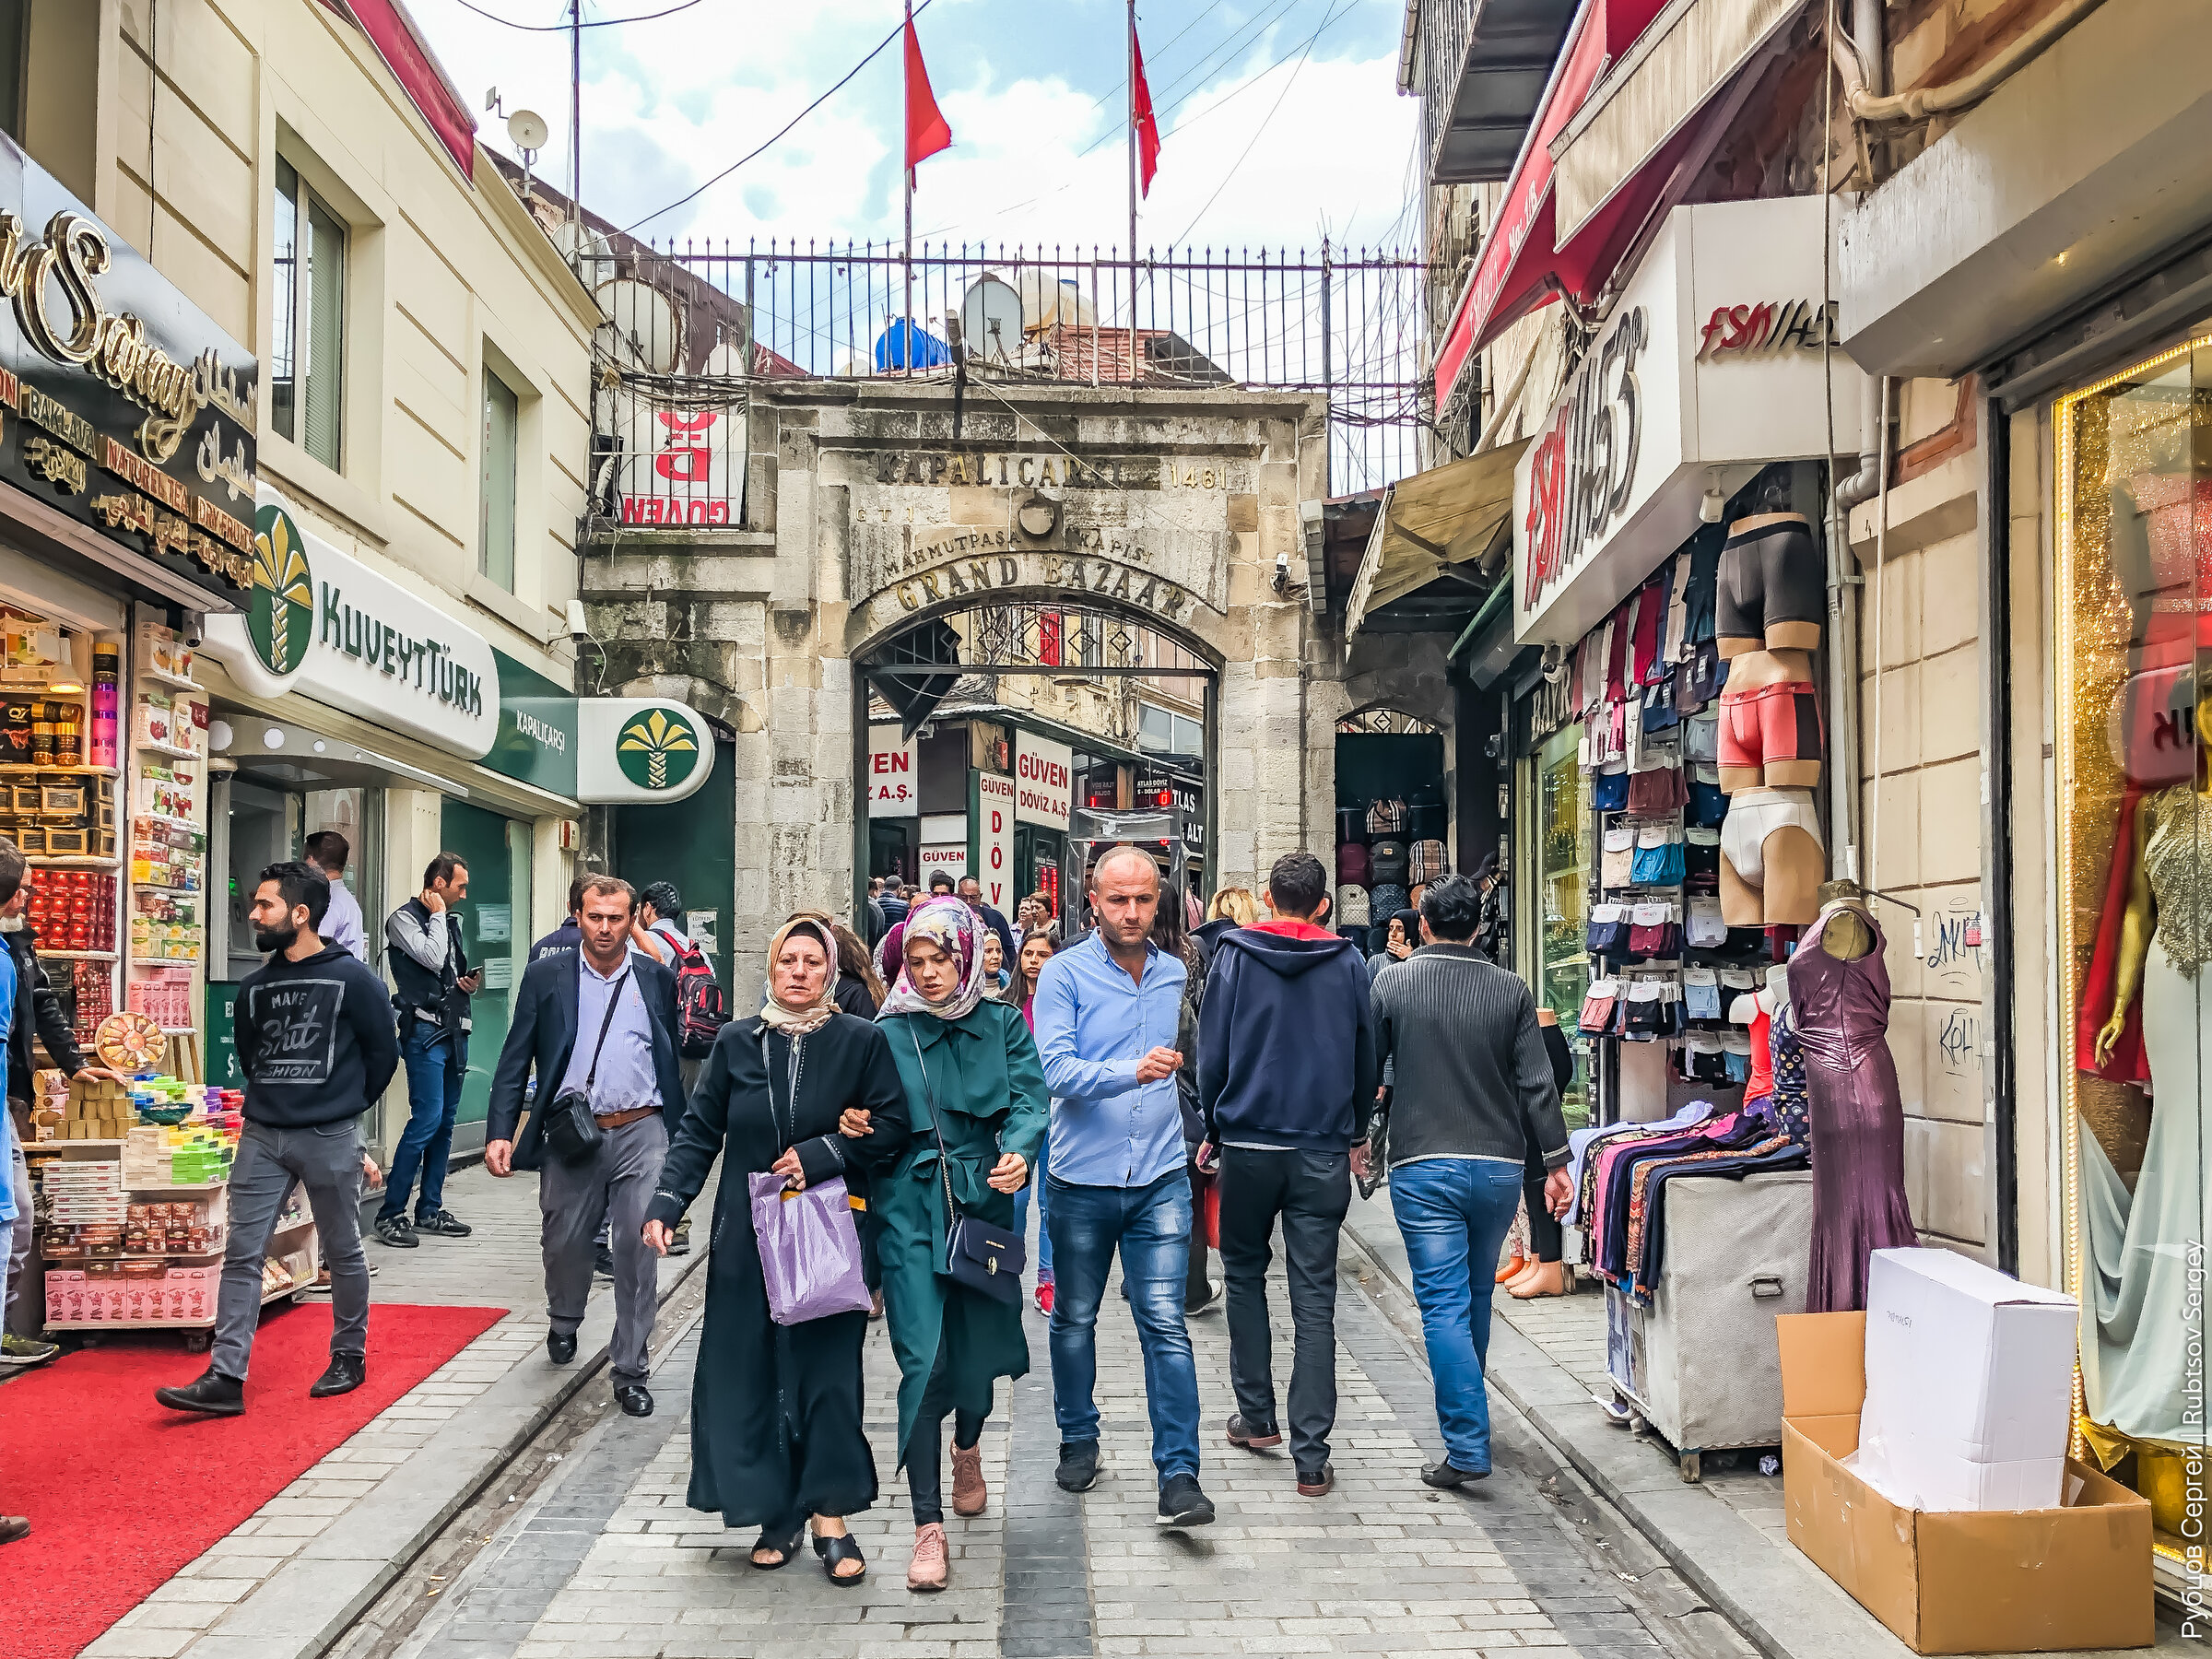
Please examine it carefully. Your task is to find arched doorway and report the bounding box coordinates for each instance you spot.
[855,594,1219,937]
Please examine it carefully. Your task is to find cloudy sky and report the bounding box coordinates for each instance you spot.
[414,0,1420,256]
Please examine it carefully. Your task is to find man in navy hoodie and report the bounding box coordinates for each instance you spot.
[1196,850,1377,1496]
[157,861,396,1416]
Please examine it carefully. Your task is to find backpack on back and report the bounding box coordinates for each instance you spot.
[670,938,727,1057]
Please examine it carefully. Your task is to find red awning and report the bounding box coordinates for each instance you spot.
[1431,0,1676,406]
[326,0,479,182]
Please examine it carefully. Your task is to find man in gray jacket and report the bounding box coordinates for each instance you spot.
[1367,874,1571,1489]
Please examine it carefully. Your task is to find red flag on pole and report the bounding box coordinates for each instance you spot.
[904,13,952,177]
[1132,25,1160,196]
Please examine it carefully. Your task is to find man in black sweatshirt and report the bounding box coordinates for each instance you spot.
[1195,851,1378,1497]
[157,861,397,1416]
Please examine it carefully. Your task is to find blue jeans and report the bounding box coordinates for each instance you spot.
[1046,1166,1201,1482]
[1390,1158,1524,1472]
[1010,1138,1053,1280]
[382,1021,465,1223]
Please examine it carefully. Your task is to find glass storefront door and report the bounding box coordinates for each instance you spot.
[2052,321,2211,1552]
[439,799,531,1135]
[1533,722,1592,1127]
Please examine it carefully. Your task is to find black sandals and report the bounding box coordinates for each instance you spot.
[749,1521,806,1570]
[814,1530,867,1585]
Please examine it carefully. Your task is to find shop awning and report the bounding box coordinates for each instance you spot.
[1431,0,1656,406]
[1346,440,1531,637]
[1551,0,1801,243]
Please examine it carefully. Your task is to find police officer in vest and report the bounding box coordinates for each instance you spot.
[378,853,478,1248]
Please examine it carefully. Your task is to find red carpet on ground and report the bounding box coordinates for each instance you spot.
[0,1300,507,1659]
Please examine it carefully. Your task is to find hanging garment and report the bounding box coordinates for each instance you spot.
[1787,901,1917,1314]
[1630,822,1686,888]
[1586,903,1629,957]
[1593,771,1630,812]
[2082,782,2212,1447]
[1684,827,1724,893]
[1601,823,1636,890]
[1686,895,1727,948]
[1683,966,1722,1022]
[1580,978,1621,1032]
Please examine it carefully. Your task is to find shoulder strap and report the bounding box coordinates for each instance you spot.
[581,970,631,1097]
[905,1022,962,1227]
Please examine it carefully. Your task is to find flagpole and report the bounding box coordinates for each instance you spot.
[903,1,915,379]
[1127,0,1138,389]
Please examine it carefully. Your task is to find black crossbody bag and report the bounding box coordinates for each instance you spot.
[905,1024,1026,1302]
[546,971,630,1165]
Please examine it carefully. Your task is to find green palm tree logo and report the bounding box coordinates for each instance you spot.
[617,707,700,790]
[248,506,314,677]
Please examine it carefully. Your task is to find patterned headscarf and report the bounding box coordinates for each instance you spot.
[759,915,839,1035]
[877,896,987,1022]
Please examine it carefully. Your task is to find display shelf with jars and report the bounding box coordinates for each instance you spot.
[121,621,209,1073]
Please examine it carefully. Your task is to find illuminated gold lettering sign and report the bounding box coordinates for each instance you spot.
[0,210,232,463]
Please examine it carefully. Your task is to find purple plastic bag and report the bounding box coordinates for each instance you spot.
[748,1171,873,1325]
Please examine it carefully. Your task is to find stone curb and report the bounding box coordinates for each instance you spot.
[178,1241,714,1659]
[1339,1198,1914,1659]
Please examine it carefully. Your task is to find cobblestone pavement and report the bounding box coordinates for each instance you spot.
[388,1217,1754,1659]
[85,1162,713,1659]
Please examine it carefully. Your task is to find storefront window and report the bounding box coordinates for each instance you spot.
[1535,722,1592,1126]
[2053,322,2211,1552]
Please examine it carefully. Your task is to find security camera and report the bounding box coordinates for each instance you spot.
[565,599,590,640]
[1272,550,1290,593]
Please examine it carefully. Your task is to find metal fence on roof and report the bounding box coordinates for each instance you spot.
[577,240,1431,507]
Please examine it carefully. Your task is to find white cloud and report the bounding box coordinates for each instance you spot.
[411,0,1418,253]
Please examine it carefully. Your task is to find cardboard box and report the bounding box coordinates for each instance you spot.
[1779,1312,2153,1654]
[1859,1248,2077,1512]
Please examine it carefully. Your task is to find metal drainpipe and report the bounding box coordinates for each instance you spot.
[1819,0,1887,876]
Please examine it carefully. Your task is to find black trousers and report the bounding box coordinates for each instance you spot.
[907,1343,986,1526]
[1524,1141,1562,1263]
[1217,1147,1351,1477]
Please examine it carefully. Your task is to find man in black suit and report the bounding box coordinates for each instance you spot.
[486,876,683,1418]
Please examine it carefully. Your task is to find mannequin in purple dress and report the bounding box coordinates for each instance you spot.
[1786,886,1916,1312]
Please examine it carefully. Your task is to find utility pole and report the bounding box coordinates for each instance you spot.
[1127,0,1138,389]
[568,0,582,223]
[903,0,915,377]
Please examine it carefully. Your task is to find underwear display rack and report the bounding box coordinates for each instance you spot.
[1588,797,1768,1094]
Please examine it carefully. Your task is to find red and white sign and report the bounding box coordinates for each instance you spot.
[976,771,1017,912]
[919,844,967,885]
[867,724,918,816]
[615,399,742,526]
[1015,733,1074,828]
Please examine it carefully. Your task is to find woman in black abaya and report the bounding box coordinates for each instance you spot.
[644,916,909,1583]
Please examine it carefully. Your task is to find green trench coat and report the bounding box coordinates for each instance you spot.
[875,999,1049,1469]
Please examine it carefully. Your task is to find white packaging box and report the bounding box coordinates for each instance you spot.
[1855,1247,2077,1512]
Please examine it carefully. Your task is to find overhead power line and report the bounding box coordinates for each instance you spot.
[453,0,701,29]
[618,0,936,235]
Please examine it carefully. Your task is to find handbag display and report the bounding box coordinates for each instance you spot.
[1335,884,1371,925]
[1409,839,1447,883]
[544,969,629,1165]
[906,1026,1027,1303]
[1366,797,1407,834]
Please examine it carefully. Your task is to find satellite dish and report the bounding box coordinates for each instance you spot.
[699,340,747,379]
[960,276,1025,366]
[551,218,612,278]
[507,109,549,156]
[595,277,682,373]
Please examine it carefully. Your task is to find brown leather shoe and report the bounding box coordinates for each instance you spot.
[0,1516,28,1545]
[950,1442,987,1516]
[906,1522,948,1593]
[1297,1464,1335,1497]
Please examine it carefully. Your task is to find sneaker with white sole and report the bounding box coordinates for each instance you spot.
[0,1333,58,1367]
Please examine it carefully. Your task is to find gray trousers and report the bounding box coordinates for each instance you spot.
[539,1112,666,1385]
[6,1137,29,1330]
[214,1120,369,1382]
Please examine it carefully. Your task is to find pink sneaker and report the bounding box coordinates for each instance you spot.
[907,1522,948,1593]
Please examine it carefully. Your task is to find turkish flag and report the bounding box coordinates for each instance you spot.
[1132,26,1160,196]
[904,14,952,176]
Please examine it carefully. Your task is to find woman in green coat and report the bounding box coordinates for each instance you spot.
[871,896,1047,1594]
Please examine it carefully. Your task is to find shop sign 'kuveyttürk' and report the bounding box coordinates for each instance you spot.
[0,131,257,607]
